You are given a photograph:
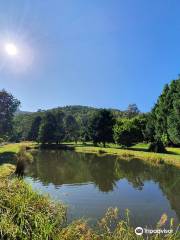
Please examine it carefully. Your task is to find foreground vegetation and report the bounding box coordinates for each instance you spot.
[0,163,179,240]
[0,164,66,239]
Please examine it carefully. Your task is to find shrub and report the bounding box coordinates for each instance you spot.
[113,117,145,147]
[15,146,33,176]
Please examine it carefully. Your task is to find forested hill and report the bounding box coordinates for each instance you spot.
[17,105,124,117]
[13,104,139,140]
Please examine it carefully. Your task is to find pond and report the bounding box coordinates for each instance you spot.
[25,150,180,228]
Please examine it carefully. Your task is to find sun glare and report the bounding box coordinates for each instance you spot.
[5,42,18,56]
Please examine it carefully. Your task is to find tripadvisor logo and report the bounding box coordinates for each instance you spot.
[135,226,173,236]
[135,227,143,236]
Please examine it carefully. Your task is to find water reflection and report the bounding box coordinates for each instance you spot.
[26,150,180,225]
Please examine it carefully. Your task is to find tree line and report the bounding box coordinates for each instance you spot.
[0,77,179,151]
[14,104,145,147]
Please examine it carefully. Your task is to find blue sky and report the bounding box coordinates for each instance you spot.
[0,0,180,112]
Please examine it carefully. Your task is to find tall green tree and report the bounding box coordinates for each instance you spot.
[89,109,115,147]
[150,78,180,146]
[64,115,79,143]
[145,112,156,142]
[78,115,91,143]
[153,84,170,145]
[38,113,57,144]
[28,116,42,141]
[167,101,180,145]
[0,89,20,139]
[54,111,65,144]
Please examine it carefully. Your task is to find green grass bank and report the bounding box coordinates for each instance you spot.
[0,142,180,168]
[62,142,180,168]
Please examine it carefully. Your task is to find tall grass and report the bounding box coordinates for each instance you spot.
[0,173,66,239]
[57,208,180,240]
[15,146,33,176]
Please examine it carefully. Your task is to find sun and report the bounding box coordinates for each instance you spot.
[4,42,18,56]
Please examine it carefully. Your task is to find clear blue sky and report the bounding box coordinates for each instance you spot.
[0,0,180,112]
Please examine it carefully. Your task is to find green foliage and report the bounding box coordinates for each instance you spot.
[113,116,146,147]
[0,170,66,239]
[38,112,57,144]
[28,116,42,141]
[64,115,79,142]
[13,114,35,141]
[12,105,133,143]
[15,146,33,176]
[54,111,65,143]
[0,89,20,139]
[78,115,91,143]
[56,207,180,240]
[167,98,180,145]
[144,112,156,142]
[89,109,115,147]
[149,79,180,146]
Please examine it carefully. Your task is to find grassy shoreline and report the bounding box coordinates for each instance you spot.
[0,142,180,168]
[0,164,66,239]
[73,145,180,168]
[39,141,180,168]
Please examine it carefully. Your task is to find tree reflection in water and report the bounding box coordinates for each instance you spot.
[27,150,180,221]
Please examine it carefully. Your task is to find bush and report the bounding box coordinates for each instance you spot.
[113,116,147,148]
[15,146,33,177]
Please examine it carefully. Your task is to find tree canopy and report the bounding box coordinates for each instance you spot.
[0,89,20,139]
[38,113,57,144]
[89,109,115,147]
[148,78,180,146]
[4,76,179,152]
[113,116,146,147]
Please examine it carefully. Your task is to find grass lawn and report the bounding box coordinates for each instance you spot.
[61,142,180,167]
[131,143,180,155]
[74,145,180,167]
[0,141,37,154]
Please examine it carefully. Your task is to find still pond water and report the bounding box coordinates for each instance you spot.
[25,150,180,228]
